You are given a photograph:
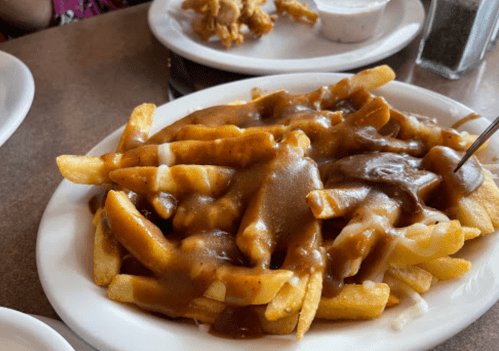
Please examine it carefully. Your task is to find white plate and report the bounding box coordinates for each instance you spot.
[37,73,499,351]
[0,50,35,148]
[147,0,425,74]
[0,307,74,351]
[31,316,97,351]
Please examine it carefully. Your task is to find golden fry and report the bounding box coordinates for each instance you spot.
[216,266,294,305]
[105,190,175,274]
[265,274,309,321]
[297,271,323,340]
[418,256,472,281]
[109,165,235,198]
[93,208,124,286]
[385,266,433,294]
[254,305,299,335]
[389,221,465,268]
[316,283,390,320]
[116,103,155,153]
[274,0,318,24]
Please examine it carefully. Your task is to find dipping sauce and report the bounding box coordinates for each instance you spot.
[315,0,390,42]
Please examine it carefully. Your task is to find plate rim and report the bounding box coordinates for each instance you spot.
[37,72,499,351]
[0,307,75,351]
[147,0,425,74]
[0,50,35,148]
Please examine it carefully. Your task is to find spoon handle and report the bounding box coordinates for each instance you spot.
[454,115,499,172]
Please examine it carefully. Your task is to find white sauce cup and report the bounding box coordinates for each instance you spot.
[315,0,390,43]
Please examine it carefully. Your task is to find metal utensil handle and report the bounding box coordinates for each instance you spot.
[454,115,499,172]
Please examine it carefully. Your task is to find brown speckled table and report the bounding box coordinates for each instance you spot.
[1,1,499,350]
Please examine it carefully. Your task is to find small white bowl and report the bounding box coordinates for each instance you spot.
[315,0,390,43]
[0,307,75,351]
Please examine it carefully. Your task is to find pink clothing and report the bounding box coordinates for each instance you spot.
[52,0,128,23]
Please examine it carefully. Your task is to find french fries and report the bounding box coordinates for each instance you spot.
[57,65,499,340]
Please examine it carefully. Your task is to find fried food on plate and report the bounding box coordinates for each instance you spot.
[274,0,318,24]
[56,65,499,339]
[181,0,317,48]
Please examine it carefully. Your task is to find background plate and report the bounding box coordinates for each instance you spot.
[38,72,499,351]
[0,307,74,351]
[0,51,34,148]
[148,0,425,74]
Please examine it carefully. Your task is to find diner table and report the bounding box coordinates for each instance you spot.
[1,1,499,350]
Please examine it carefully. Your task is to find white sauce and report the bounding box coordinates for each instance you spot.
[314,0,390,43]
[392,288,429,330]
[362,280,376,290]
[288,276,300,287]
[158,143,175,166]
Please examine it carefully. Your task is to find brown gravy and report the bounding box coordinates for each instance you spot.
[95,85,485,338]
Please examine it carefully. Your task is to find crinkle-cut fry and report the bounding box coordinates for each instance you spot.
[265,274,310,321]
[105,190,174,274]
[450,198,494,234]
[296,270,323,340]
[315,283,390,320]
[108,274,225,323]
[116,103,155,153]
[329,191,401,277]
[388,109,468,151]
[274,0,318,24]
[216,266,294,306]
[158,132,276,167]
[417,256,472,281]
[93,207,124,286]
[314,65,395,110]
[448,172,499,234]
[306,185,371,219]
[463,226,481,240]
[254,305,299,335]
[388,220,465,268]
[385,266,433,294]
[109,165,235,198]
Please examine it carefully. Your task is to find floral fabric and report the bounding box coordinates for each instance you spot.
[52,0,129,25]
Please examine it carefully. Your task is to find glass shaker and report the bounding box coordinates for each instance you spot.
[416,0,499,80]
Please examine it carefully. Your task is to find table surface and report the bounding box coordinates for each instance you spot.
[1,1,499,350]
